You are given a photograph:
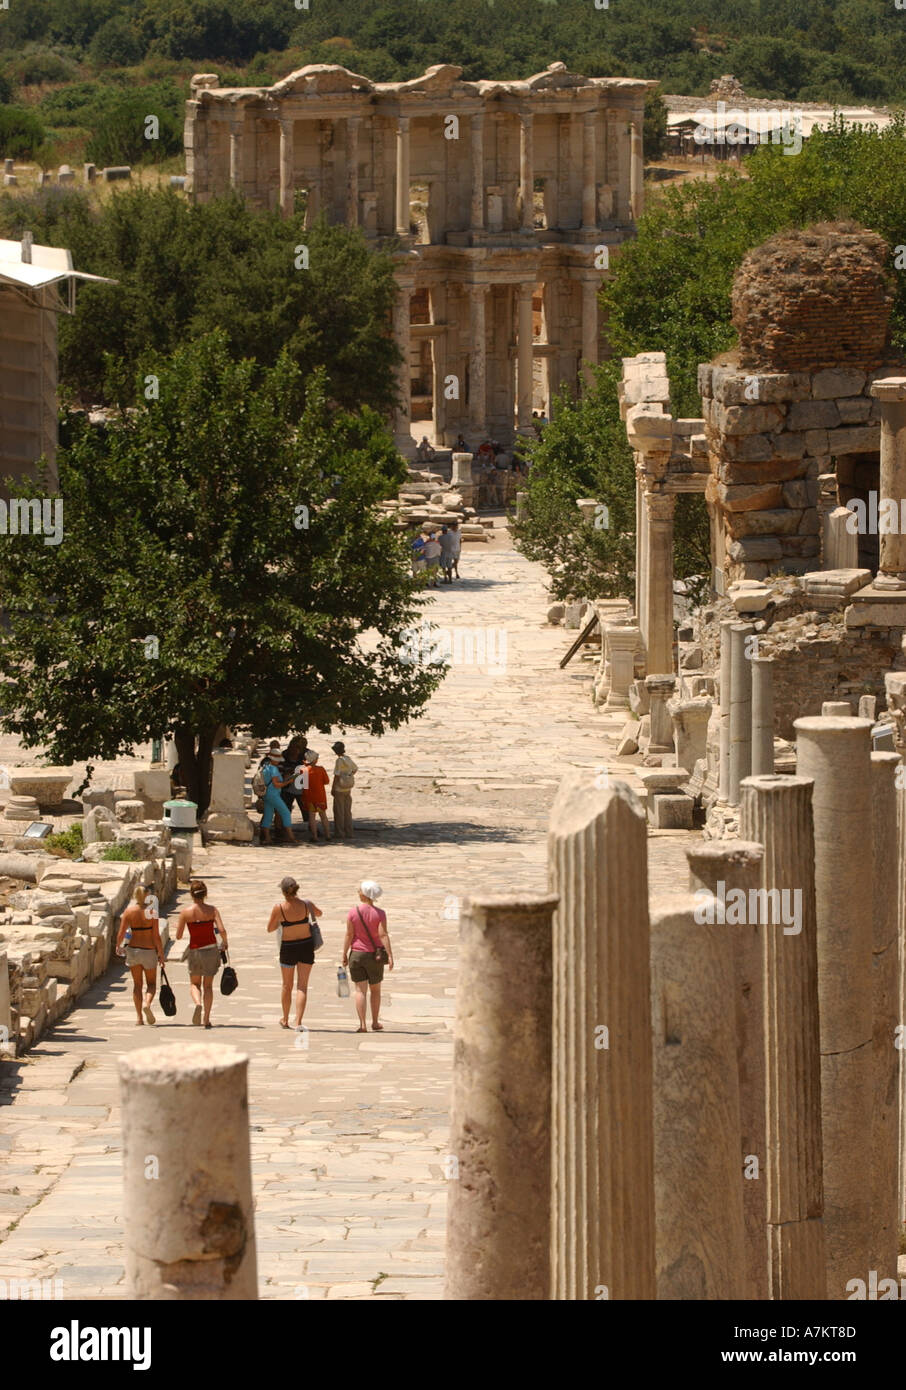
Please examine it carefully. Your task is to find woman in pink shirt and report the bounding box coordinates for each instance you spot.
[342,879,394,1032]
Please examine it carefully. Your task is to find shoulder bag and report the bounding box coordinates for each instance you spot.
[356,907,388,965]
[305,901,324,952]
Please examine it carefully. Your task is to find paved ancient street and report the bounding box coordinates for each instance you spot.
[0,522,689,1300]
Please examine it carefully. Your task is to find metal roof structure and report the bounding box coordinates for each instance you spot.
[0,236,115,311]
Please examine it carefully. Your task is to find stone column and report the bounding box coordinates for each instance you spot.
[751,654,775,776]
[635,474,647,632]
[446,893,558,1300]
[519,111,534,232]
[870,751,901,1279]
[581,109,597,231]
[430,294,447,446]
[395,115,410,236]
[345,115,360,225]
[719,620,734,802]
[824,505,859,571]
[739,774,826,1300]
[650,892,746,1298]
[516,284,534,434]
[669,697,712,775]
[278,115,294,218]
[629,115,644,221]
[794,715,874,1299]
[392,282,414,456]
[869,377,906,588]
[645,674,676,755]
[728,622,754,804]
[467,284,488,435]
[548,774,655,1300]
[686,841,769,1301]
[120,1043,257,1298]
[229,113,244,190]
[604,624,640,710]
[470,113,485,233]
[581,278,599,390]
[642,491,675,676]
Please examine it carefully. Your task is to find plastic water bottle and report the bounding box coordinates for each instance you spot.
[117,927,132,959]
[336,965,350,998]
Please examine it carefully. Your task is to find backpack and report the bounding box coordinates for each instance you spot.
[251,763,268,797]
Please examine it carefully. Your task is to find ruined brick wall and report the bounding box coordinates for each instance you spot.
[695,584,906,738]
[732,223,895,373]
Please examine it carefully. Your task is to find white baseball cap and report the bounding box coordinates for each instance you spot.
[359,879,382,900]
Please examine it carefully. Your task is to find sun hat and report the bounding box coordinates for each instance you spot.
[359,879,382,900]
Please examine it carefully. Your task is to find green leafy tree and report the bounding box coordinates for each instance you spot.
[0,191,401,418]
[90,17,144,69]
[85,89,183,166]
[0,333,433,813]
[0,106,48,159]
[644,88,668,162]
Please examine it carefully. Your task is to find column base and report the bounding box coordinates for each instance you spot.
[871,572,906,591]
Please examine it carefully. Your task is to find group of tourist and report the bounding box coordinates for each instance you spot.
[116,875,393,1033]
[411,522,462,587]
[256,736,357,844]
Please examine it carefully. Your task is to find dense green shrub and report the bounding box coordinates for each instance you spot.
[90,17,144,70]
[0,105,48,159]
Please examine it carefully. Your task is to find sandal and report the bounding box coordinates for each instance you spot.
[279,1020,290,1029]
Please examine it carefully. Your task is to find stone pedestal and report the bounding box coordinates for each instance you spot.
[446,894,558,1300]
[794,716,874,1299]
[604,624,640,709]
[668,697,711,779]
[119,1043,258,1298]
[650,892,746,1298]
[645,674,676,756]
[870,751,901,1280]
[740,774,825,1299]
[686,841,768,1301]
[728,623,754,804]
[548,774,655,1300]
[134,768,171,819]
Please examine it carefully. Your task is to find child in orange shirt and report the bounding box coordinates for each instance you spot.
[302,750,331,843]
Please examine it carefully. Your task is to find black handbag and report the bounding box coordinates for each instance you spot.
[159,967,177,1017]
[356,907,389,965]
[220,948,238,995]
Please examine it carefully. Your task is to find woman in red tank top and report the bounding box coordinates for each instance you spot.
[175,880,229,1028]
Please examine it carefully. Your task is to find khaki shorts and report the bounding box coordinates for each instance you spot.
[187,944,221,977]
[348,950,384,985]
[125,946,158,970]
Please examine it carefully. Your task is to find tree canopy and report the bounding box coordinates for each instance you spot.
[0,190,402,418]
[0,334,434,811]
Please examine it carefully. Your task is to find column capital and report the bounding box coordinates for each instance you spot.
[517,282,535,303]
[346,114,362,129]
[467,282,489,300]
[645,491,675,523]
[397,114,410,132]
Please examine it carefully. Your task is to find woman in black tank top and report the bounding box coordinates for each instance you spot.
[266,875,323,1031]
